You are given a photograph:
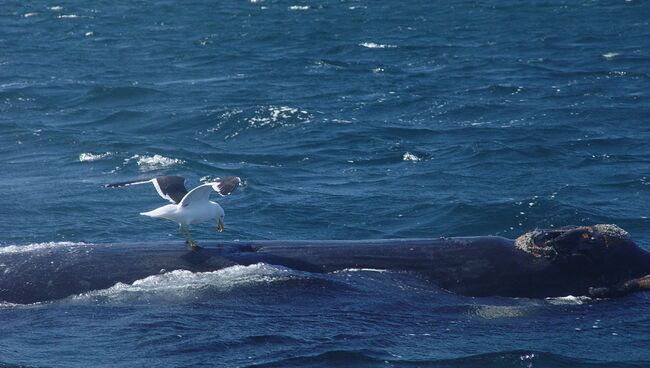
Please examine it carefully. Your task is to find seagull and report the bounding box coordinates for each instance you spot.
[105,176,241,249]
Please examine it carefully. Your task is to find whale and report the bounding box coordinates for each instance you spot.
[1,224,649,304]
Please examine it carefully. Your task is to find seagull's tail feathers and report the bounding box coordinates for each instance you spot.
[139,210,157,218]
[140,204,176,220]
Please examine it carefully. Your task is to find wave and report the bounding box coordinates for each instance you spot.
[0,242,86,255]
[82,85,163,104]
[155,75,243,86]
[72,263,308,303]
[122,154,184,172]
[0,362,37,368]
[246,350,649,368]
[470,305,526,319]
[359,42,398,49]
[247,106,311,128]
[205,105,312,140]
[402,152,422,162]
[331,268,389,274]
[69,110,147,128]
[546,295,592,305]
[78,152,112,162]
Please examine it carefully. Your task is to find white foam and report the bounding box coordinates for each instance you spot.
[248,106,310,127]
[360,42,397,49]
[58,14,79,19]
[0,302,21,308]
[546,295,591,305]
[74,263,299,301]
[331,268,388,274]
[602,52,619,59]
[289,5,310,10]
[0,242,86,255]
[79,152,112,162]
[49,6,63,11]
[24,12,39,17]
[124,154,184,172]
[520,353,536,361]
[473,305,525,319]
[402,152,421,162]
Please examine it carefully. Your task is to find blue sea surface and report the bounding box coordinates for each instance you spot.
[1,0,650,366]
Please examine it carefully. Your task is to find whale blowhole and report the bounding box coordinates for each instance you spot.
[514,224,632,260]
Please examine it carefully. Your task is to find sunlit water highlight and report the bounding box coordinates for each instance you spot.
[1,0,649,366]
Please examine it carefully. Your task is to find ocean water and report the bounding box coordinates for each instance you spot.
[1,0,650,366]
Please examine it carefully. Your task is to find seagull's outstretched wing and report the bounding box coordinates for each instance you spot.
[179,176,241,207]
[212,176,242,196]
[105,176,188,204]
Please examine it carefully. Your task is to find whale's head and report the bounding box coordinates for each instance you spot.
[515,224,650,276]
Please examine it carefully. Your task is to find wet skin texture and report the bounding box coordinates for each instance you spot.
[1,225,649,304]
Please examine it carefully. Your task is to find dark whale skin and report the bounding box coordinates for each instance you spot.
[1,233,650,304]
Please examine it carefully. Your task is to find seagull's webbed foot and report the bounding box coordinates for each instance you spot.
[186,240,202,250]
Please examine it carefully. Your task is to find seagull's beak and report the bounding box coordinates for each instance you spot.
[216,218,224,232]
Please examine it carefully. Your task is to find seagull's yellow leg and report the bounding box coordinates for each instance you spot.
[179,225,200,249]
